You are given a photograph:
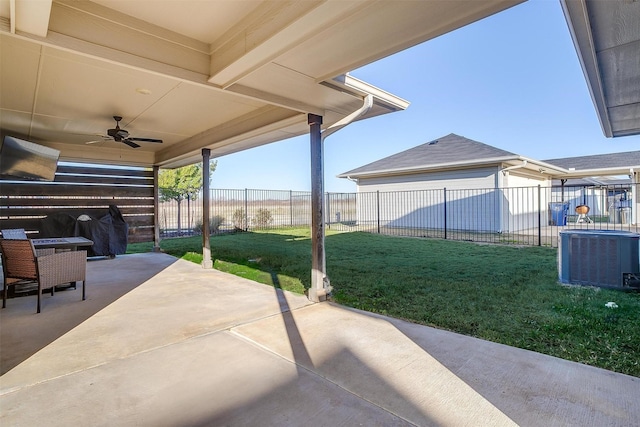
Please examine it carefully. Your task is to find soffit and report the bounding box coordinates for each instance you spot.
[561,0,640,138]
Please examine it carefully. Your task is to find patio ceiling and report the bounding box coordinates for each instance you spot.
[561,0,640,138]
[0,0,523,168]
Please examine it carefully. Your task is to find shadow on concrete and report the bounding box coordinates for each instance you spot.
[0,252,177,375]
[191,273,441,426]
[195,347,436,426]
[270,272,314,368]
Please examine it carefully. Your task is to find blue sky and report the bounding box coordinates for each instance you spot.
[212,0,640,193]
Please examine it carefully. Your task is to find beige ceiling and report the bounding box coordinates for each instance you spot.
[0,0,523,168]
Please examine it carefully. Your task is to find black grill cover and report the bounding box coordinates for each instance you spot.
[107,204,129,255]
[39,205,129,257]
[76,214,111,257]
[40,213,77,238]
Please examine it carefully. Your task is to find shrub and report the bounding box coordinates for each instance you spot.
[252,208,273,228]
[210,215,224,233]
[194,215,225,235]
[232,208,248,231]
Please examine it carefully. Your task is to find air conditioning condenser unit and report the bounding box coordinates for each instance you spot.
[558,230,640,289]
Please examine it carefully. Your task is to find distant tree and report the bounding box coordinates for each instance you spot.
[159,161,217,234]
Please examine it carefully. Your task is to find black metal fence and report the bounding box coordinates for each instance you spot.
[159,184,638,248]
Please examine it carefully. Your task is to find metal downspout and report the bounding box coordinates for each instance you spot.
[308,94,373,302]
[322,95,374,142]
[500,160,527,175]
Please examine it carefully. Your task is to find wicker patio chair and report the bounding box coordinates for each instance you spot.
[0,228,55,256]
[0,239,87,313]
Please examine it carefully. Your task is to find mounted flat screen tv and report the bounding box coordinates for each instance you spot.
[0,136,60,181]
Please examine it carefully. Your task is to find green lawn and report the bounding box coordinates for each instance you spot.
[127,228,640,377]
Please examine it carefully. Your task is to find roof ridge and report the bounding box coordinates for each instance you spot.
[339,133,518,177]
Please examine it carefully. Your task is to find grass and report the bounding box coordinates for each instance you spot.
[127,228,640,377]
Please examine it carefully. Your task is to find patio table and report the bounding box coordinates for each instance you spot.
[31,237,94,251]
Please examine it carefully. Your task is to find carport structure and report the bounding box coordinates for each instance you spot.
[1,0,639,301]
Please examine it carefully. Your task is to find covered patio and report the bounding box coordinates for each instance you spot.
[3,1,640,424]
[1,0,525,300]
[1,253,638,426]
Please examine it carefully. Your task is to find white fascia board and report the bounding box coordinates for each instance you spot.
[340,74,409,111]
[518,156,570,175]
[323,74,409,112]
[561,166,640,178]
[337,155,523,179]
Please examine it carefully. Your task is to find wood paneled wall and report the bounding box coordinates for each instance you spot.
[0,164,155,243]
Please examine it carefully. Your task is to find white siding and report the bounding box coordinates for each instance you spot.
[354,167,502,232]
[506,172,548,188]
[503,172,550,232]
[356,167,498,192]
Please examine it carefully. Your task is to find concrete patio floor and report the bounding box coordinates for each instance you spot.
[1,253,638,426]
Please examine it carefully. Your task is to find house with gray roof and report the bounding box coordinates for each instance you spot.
[338,134,640,232]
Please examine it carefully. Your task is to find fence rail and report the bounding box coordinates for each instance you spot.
[158,184,638,248]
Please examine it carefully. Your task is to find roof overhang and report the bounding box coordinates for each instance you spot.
[0,0,523,169]
[338,154,639,181]
[338,156,569,180]
[559,165,640,179]
[561,0,640,138]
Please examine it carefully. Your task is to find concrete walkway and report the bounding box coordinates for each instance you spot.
[1,253,638,426]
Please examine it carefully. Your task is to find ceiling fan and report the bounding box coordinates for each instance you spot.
[87,116,163,148]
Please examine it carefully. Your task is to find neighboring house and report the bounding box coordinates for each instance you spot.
[544,151,640,223]
[549,177,631,221]
[338,134,640,232]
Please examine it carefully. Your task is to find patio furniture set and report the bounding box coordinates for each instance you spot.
[0,229,92,313]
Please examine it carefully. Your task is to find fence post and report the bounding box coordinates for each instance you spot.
[290,190,293,227]
[326,192,331,229]
[376,190,381,234]
[538,185,542,246]
[153,166,161,251]
[244,188,248,231]
[444,187,447,240]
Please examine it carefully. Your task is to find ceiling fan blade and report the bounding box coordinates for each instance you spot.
[121,139,140,148]
[128,137,163,143]
[85,135,110,145]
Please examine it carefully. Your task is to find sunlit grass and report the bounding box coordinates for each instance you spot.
[128,228,640,377]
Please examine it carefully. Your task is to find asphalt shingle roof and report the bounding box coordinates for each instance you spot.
[340,133,517,176]
[543,151,640,170]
